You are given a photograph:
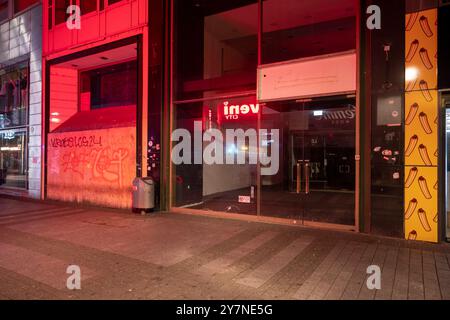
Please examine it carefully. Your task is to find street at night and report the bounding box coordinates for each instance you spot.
[1,0,450,313]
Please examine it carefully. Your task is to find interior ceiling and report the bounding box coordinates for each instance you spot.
[55,43,137,70]
[205,0,356,40]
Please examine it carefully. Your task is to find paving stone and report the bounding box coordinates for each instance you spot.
[0,197,449,300]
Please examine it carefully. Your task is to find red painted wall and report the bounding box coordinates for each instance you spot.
[43,0,148,57]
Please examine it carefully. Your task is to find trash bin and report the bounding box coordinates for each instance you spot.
[132,177,155,214]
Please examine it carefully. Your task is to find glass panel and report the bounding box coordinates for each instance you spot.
[55,0,71,26]
[445,100,450,240]
[172,96,258,216]
[80,0,97,15]
[0,64,29,129]
[0,0,9,22]
[14,0,39,13]
[0,128,27,189]
[260,99,305,220]
[48,7,52,29]
[49,57,137,133]
[369,0,405,238]
[260,96,356,226]
[83,60,137,110]
[302,98,356,225]
[262,0,356,64]
[173,0,258,101]
[108,0,122,5]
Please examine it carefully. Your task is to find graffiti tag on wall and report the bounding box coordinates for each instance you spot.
[47,127,136,208]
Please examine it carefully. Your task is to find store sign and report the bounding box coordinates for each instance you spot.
[314,105,356,121]
[258,52,356,102]
[238,195,251,204]
[1,130,15,140]
[223,102,259,120]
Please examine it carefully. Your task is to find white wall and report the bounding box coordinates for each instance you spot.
[0,6,42,199]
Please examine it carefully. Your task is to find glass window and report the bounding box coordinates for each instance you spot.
[108,0,122,5]
[0,128,27,189]
[172,96,258,215]
[49,59,137,133]
[82,60,137,110]
[80,0,97,15]
[262,0,356,64]
[0,0,9,22]
[260,96,356,225]
[55,0,71,26]
[14,0,39,13]
[0,64,29,129]
[369,0,405,238]
[173,0,258,101]
[0,62,28,190]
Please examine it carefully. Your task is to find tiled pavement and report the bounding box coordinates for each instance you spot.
[0,197,449,300]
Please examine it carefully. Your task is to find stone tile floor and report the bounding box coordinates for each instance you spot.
[0,197,449,300]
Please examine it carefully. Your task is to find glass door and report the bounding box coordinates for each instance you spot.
[260,95,356,227]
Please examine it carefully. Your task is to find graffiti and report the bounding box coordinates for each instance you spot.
[61,147,129,187]
[50,135,103,148]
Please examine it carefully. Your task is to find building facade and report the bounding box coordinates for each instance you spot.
[0,0,42,199]
[1,0,448,244]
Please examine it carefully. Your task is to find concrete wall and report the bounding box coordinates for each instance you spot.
[0,5,42,198]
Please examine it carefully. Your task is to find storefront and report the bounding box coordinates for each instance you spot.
[0,1,42,198]
[170,0,358,229]
[35,0,450,243]
[168,0,450,243]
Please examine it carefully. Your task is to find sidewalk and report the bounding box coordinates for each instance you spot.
[0,197,449,300]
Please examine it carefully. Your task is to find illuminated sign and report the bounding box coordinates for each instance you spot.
[223,101,259,120]
[2,130,15,140]
[1,146,21,151]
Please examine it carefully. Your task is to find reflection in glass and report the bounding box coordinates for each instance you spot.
[260,96,356,226]
[173,96,257,215]
[173,0,258,100]
[0,63,29,129]
[0,129,27,189]
[262,0,356,64]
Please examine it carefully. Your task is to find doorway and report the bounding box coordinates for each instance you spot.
[260,95,356,227]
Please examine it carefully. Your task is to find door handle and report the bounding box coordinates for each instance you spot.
[304,160,310,195]
[296,161,303,194]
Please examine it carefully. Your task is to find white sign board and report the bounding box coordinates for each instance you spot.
[238,196,251,204]
[257,52,357,102]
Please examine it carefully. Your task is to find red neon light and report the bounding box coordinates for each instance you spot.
[223,102,259,120]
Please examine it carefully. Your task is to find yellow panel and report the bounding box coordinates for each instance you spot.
[404,166,438,242]
[405,91,438,166]
[404,8,438,243]
[405,9,438,92]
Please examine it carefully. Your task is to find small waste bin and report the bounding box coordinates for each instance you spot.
[132,177,155,214]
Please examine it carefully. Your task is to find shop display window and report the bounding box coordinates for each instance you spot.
[0,63,29,129]
[0,128,27,189]
[49,46,138,133]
